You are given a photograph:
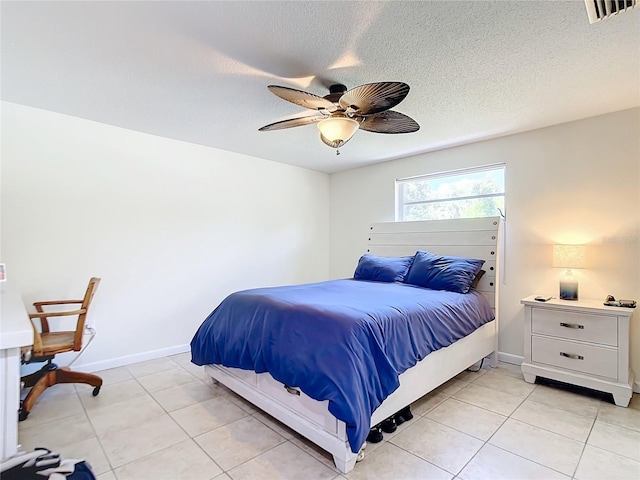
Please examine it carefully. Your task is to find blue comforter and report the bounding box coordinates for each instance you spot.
[190,279,494,453]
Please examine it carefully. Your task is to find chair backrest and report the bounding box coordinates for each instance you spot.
[73,277,101,350]
[82,277,101,311]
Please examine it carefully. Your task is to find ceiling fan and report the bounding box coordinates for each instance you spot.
[259,82,420,155]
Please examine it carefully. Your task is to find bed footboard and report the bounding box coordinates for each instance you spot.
[204,363,359,473]
[203,319,495,474]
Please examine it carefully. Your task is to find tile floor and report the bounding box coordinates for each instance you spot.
[17,355,640,480]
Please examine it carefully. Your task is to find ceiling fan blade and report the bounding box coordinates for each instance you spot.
[339,82,410,115]
[359,111,420,134]
[267,85,336,111]
[258,115,324,131]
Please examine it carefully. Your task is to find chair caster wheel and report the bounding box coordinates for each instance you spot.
[18,409,29,421]
[92,386,101,396]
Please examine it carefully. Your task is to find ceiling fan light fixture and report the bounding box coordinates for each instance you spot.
[260,82,419,155]
[317,116,359,149]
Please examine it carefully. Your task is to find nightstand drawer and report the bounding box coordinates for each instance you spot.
[531,309,617,346]
[531,336,618,380]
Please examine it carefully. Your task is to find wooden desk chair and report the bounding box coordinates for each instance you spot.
[19,277,102,421]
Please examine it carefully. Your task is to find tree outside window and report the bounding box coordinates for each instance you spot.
[397,165,505,221]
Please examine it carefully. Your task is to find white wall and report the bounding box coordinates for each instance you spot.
[1,102,330,370]
[3,102,639,380]
[330,108,640,378]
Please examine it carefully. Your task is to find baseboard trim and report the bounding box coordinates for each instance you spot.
[63,347,640,395]
[73,344,191,373]
[498,351,523,366]
[76,348,523,373]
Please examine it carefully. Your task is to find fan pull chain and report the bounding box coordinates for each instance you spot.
[336,148,340,156]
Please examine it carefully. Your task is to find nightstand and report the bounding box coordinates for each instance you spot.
[521,296,635,407]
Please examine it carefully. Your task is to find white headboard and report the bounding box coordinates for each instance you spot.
[366,216,502,309]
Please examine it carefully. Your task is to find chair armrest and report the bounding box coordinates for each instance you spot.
[34,301,84,332]
[33,300,83,307]
[29,308,88,354]
[29,309,86,319]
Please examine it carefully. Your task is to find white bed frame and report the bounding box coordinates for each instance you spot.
[204,216,502,473]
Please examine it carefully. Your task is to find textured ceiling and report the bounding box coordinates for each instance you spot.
[2,1,639,173]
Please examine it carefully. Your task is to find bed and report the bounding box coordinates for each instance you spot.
[191,216,502,473]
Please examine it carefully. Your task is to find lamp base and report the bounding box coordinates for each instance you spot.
[559,279,579,300]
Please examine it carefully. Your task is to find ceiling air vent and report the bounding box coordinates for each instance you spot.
[585,0,637,23]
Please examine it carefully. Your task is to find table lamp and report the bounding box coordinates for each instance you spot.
[552,244,586,300]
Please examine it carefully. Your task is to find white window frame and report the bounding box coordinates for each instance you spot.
[395,164,505,222]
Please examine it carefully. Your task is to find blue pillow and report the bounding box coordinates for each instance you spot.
[404,250,485,294]
[353,254,414,283]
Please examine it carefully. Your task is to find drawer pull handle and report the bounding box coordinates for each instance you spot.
[284,385,301,396]
[560,352,584,360]
[560,322,584,329]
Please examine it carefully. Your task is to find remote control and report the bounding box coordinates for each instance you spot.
[534,296,552,302]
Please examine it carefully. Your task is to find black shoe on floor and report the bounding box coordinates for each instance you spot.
[380,417,397,433]
[397,405,413,422]
[366,426,383,443]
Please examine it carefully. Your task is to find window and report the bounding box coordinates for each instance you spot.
[396,164,505,221]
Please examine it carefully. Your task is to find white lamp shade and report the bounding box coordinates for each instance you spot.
[317,116,359,148]
[552,244,587,269]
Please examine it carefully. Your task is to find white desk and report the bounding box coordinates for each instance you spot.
[0,282,32,461]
